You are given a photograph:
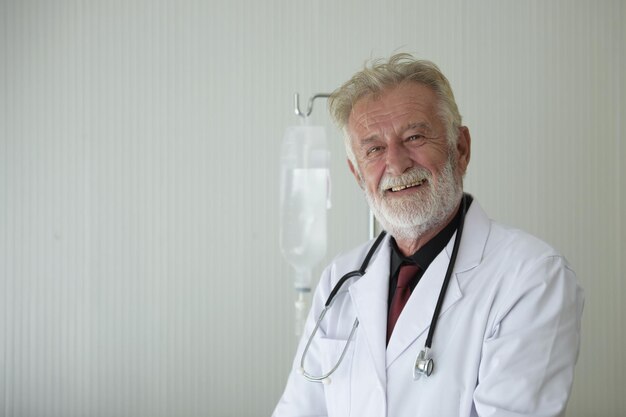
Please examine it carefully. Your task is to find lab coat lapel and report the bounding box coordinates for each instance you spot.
[446,199,489,275]
[348,235,392,390]
[385,251,462,366]
[386,201,490,367]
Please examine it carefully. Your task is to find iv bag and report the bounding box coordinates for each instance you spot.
[279,126,331,291]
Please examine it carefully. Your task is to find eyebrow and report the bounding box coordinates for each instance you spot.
[402,121,433,134]
[356,121,435,146]
[357,136,380,146]
[355,135,386,153]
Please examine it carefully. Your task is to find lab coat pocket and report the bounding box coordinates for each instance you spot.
[319,337,354,416]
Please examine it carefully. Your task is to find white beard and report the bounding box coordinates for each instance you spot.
[363,153,463,241]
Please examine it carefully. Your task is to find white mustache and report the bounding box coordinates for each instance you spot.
[379,168,430,193]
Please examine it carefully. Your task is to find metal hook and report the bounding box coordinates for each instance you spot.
[294,93,330,118]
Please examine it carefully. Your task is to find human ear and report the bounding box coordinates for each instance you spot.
[456,126,471,175]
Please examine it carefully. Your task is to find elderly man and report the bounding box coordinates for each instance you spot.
[273,54,583,417]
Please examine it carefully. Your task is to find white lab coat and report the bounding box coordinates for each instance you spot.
[273,200,584,417]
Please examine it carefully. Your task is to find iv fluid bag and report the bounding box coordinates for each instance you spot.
[279,126,330,291]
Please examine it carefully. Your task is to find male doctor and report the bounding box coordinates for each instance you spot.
[273,54,583,417]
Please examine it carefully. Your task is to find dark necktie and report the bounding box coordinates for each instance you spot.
[387,264,419,344]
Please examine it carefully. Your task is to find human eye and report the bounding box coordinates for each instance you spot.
[405,134,427,144]
[365,145,384,157]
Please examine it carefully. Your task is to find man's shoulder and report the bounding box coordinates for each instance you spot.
[468,208,578,303]
[466,198,565,262]
[486,220,564,261]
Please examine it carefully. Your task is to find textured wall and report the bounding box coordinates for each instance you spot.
[1,1,623,416]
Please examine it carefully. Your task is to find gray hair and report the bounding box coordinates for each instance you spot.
[328,54,462,166]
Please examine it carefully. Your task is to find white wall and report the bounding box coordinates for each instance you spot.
[1,1,623,416]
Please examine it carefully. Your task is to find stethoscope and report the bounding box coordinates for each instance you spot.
[299,195,468,384]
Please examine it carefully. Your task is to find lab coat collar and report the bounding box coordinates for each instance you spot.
[443,198,489,274]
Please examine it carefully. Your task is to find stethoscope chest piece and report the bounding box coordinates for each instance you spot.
[413,349,434,380]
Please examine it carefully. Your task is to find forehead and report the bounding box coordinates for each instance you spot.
[348,82,440,133]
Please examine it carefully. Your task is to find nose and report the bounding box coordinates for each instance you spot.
[386,141,413,176]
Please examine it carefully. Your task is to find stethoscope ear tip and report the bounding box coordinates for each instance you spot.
[322,377,332,385]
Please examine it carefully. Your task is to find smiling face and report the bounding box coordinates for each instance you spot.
[346,82,470,250]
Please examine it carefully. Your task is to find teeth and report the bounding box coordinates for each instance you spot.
[390,179,425,192]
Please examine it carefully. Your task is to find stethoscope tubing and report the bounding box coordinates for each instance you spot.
[424,195,466,349]
[300,194,468,383]
[323,230,388,308]
[300,231,386,382]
